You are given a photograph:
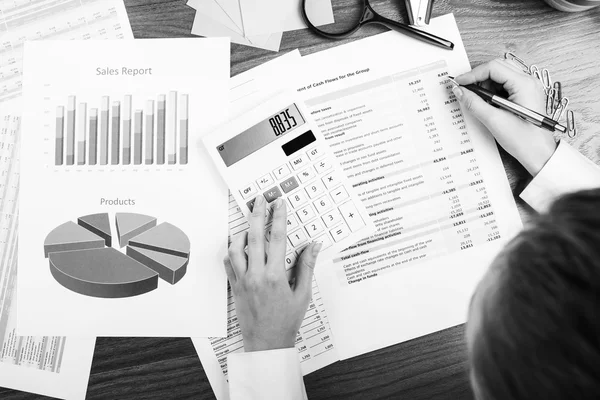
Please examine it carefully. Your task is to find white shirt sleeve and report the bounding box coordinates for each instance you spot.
[228,348,307,400]
[520,140,600,213]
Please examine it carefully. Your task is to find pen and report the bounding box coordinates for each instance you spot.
[448,77,567,134]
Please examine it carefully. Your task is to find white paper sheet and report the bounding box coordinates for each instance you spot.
[188,0,283,52]
[193,51,339,400]
[0,109,96,400]
[297,14,523,359]
[239,0,333,37]
[188,0,243,35]
[17,39,230,337]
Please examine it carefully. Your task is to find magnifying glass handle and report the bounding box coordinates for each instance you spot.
[376,16,454,50]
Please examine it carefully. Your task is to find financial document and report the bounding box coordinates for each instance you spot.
[298,14,523,359]
[193,51,339,400]
[18,39,230,337]
[0,0,133,104]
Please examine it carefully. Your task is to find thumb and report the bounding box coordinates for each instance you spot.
[453,85,503,130]
[294,241,322,297]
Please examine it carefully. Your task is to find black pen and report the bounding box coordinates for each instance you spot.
[448,77,567,134]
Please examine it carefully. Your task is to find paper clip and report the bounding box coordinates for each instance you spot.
[546,88,556,116]
[541,69,552,94]
[567,110,577,138]
[529,65,541,80]
[553,82,562,102]
[553,97,569,122]
[504,52,530,74]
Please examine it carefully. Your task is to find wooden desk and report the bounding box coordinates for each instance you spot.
[2,1,599,399]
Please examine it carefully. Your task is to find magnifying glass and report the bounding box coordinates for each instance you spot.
[301,0,454,50]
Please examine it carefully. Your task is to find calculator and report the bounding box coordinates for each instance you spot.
[204,92,373,270]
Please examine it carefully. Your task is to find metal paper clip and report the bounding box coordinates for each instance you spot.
[546,88,557,116]
[541,68,552,94]
[553,82,562,102]
[553,97,569,121]
[529,65,541,80]
[567,110,577,138]
[504,52,530,74]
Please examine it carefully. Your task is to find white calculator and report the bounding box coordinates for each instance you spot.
[204,92,373,268]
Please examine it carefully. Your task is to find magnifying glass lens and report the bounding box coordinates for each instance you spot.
[304,0,365,36]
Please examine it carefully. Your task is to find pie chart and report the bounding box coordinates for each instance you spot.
[43,213,190,298]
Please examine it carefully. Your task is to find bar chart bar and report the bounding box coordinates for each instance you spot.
[167,91,177,165]
[134,110,143,165]
[55,106,64,166]
[179,94,189,165]
[100,96,110,165]
[76,102,87,165]
[89,108,98,165]
[157,95,166,165]
[111,102,120,165]
[66,96,76,165]
[122,95,132,165]
[145,100,154,165]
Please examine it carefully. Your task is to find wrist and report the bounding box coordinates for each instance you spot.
[242,332,296,352]
[517,137,558,177]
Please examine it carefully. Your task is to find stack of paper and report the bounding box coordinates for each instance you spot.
[187,0,334,52]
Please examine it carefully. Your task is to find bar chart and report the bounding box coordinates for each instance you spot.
[54,92,189,166]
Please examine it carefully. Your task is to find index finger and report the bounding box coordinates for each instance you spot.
[455,59,531,90]
[266,198,288,274]
[247,195,266,271]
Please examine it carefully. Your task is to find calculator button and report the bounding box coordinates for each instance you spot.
[339,201,366,231]
[315,234,333,250]
[273,164,291,180]
[290,155,307,171]
[331,186,349,204]
[305,219,325,238]
[297,204,316,224]
[314,159,332,174]
[280,176,299,194]
[330,223,351,242]
[297,167,316,184]
[257,173,274,189]
[240,183,258,199]
[313,195,333,214]
[285,252,297,270]
[286,214,299,231]
[322,172,340,190]
[288,229,308,247]
[306,146,324,161]
[263,186,282,203]
[288,191,308,209]
[322,209,342,228]
[305,180,326,199]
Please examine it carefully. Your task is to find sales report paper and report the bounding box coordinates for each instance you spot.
[17,39,230,337]
[298,14,523,359]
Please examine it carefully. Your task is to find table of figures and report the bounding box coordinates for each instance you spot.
[305,60,500,284]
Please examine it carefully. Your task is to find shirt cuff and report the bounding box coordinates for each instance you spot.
[228,348,307,400]
[520,140,600,213]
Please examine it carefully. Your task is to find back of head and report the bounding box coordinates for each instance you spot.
[470,188,600,400]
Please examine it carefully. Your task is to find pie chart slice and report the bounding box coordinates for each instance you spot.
[126,245,188,285]
[128,222,190,258]
[78,213,112,247]
[49,247,159,298]
[44,221,106,258]
[115,212,157,248]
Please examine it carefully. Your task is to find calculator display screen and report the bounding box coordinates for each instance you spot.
[217,104,305,167]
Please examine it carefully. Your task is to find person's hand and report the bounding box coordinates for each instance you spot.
[224,195,323,352]
[454,59,558,176]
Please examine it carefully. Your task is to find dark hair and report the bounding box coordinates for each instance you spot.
[470,188,600,400]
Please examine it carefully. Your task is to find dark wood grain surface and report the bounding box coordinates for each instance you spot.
[2,0,600,399]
